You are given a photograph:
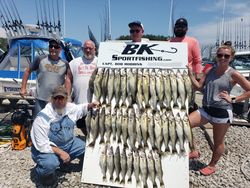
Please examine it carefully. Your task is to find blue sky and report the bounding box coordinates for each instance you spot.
[1,0,250,46]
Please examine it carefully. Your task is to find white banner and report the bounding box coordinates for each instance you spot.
[97,41,188,69]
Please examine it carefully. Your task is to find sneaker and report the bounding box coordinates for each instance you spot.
[39,173,57,186]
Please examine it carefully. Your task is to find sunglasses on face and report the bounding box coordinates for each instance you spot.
[217,53,231,59]
[84,47,94,50]
[130,29,140,34]
[53,96,65,100]
[49,44,60,49]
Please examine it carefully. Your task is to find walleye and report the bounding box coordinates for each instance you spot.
[142,69,150,107]
[88,109,99,147]
[133,150,140,184]
[114,69,121,106]
[111,108,117,141]
[169,111,176,153]
[162,109,170,151]
[182,112,194,151]
[169,69,178,107]
[149,69,158,111]
[85,110,92,140]
[182,70,193,106]
[93,68,103,102]
[107,145,114,180]
[147,151,156,187]
[121,106,128,146]
[101,68,109,103]
[136,69,144,110]
[141,109,148,147]
[135,109,142,149]
[154,110,163,152]
[147,108,155,149]
[116,108,122,143]
[162,69,172,109]
[139,150,148,187]
[155,69,164,107]
[175,112,185,153]
[153,151,164,186]
[120,69,127,106]
[176,69,186,109]
[126,149,133,182]
[127,68,137,106]
[114,146,121,182]
[128,107,136,150]
[99,145,107,180]
[105,106,112,143]
[120,148,127,183]
[107,69,115,104]
[99,105,106,144]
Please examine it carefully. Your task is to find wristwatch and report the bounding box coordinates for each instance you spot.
[231,97,236,103]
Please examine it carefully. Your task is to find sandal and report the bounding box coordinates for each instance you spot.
[189,150,200,159]
[199,166,216,176]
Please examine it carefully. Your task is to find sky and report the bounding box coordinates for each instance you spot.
[0,0,250,46]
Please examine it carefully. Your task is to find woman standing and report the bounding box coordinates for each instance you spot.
[187,45,250,176]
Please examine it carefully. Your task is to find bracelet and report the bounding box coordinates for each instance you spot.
[231,97,236,103]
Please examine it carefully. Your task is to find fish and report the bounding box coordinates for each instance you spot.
[147,151,156,187]
[155,69,164,107]
[162,109,170,151]
[149,69,158,111]
[169,111,177,153]
[169,69,178,107]
[107,69,115,104]
[182,70,193,106]
[93,68,103,102]
[99,105,106,144]
[120,68,127,106]
[104,106,112,143]
[139,150,148,188]
[147,108,155,149]
[135,109,142,149]
[136,69,144,110]
[133,150,140,184]
[153,151,164,186]
[111,108,117,141]
[142,69,150,107]
[120,148,127,183]
[88,68,98,100]
[101,68,109,103]
[154,110,163,152]
[116,108,122,143]
[141,109,148,147]
[85,110,92,139]
[128,107,136,150]
[182,112,194,151]
[121,106,128,146]
[126,149,133,182]
[127,68,137,106]
[99,145,107,180]
[176,69,186,109]
[107,145,114,180]
[114,69,121,106]
[114,146,121,182]
[175,112,185,153]
[162,69,172,109]
[88,109,99,147]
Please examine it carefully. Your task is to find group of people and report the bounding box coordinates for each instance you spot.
[19,17,250,186]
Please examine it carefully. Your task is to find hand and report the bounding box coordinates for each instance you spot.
[219,90,231,103]
[20,88,27,98]
[59,150,70,163]
[186,65,194,76]
[88,101,100,109]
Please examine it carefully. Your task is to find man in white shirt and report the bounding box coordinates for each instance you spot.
[31,86,99,186]
[128,20,144,42]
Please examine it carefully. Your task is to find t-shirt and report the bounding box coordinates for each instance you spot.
[30,55,68,101]
[170,36,202,74]
[69,56,97,104]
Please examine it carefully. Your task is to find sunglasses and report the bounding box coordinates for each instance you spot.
[84,47,94,50]
[217,53,231,59]
[49,44,60,49]
[130,29,140,34]
[53,96,65,100]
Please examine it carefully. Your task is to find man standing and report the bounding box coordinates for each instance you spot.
[128,21,144,42]
[20,39,69,117]
[170,18,202,79]
[31,86,99,186]
[65,40,97,135]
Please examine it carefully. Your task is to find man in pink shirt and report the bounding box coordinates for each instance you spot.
[170,18,202,79]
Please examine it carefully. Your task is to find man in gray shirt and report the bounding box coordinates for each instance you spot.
[20,39,70,117]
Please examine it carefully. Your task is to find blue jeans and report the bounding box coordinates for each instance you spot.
[31,137,85,176]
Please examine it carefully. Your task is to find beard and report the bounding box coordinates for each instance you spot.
[84,53,94,60]
[174,30,186,38]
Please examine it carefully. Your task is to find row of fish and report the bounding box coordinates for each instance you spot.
[89,68,194,110]
[99,145,164,187]
[86,105,193,154]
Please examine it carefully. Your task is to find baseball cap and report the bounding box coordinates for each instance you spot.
[175,18,188,27]
[128,21,144,30]
[49,38,61,46]
[52,86,67,98]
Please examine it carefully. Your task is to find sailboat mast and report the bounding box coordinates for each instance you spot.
[108,0,111,40]
[168,0,174,37]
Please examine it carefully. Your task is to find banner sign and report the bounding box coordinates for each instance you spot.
[97,41,188,69]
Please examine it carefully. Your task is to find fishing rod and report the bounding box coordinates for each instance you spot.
[38,0,46,35]
[42,0,49,36]
[47,0,53,33]
[56,0,62,36]
[2,0,20,35]
[52,0,57,33]
[0,13,11,37]
[0,0,16,34]
[34,0,41,29]
[0,2,15,36]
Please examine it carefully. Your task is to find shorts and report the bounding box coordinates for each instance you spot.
[198,106,233,124]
